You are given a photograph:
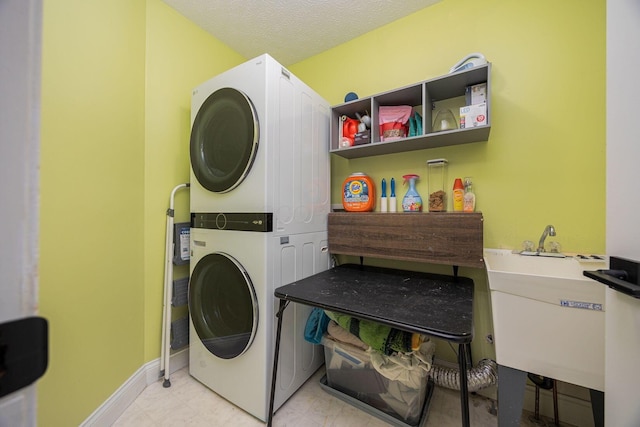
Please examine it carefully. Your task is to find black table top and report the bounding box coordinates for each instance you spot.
[274,263,475,343]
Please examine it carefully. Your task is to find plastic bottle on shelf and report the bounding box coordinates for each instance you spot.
[380,178,388,212]
[342,173,375,212]
[463,177,476,213]
[389,178,397,212]
[452,178,464,212]
[402,174,423,212]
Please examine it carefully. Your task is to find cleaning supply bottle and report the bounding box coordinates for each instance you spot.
[452,178,464,211]
[389,178,397,212]
[342,173,375,212]
[380,178,388,212]
[402,174,423,212]
[463,177,476,212]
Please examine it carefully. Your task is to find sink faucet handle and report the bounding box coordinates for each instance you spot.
[522,240,535,252]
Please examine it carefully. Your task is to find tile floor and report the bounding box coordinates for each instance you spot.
[113,366,565,426]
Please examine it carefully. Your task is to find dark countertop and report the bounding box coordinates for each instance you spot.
[274,263,474,343]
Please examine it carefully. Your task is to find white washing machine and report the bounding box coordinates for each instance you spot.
[189,54,330,235]
[188,225,328,421]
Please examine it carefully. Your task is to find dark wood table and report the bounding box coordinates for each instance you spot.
[267,263,475,427]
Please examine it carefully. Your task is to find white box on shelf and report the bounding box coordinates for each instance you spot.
[465,83,487,105]
[460,103,487,128]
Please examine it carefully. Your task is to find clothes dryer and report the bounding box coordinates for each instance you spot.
[190,54,330,235]
[188,223,328,421]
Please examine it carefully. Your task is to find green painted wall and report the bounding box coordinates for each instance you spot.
[291,0,605,252]
[38,1,244,424]
[39,1,146,424]
[290,0,605,365]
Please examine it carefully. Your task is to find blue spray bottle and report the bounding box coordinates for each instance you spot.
[402,174,423,212]
[389,178,397,212]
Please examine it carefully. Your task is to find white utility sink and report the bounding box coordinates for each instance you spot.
[484,248,607,391]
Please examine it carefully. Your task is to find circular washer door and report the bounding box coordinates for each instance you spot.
[190,87,259,193]
[189,252,258,359]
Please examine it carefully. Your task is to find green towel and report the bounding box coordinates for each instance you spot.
[325,311,413,355]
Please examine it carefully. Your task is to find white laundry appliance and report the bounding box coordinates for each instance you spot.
[189,53,330,235]
[188,226,328,421]
[188,54,331,421]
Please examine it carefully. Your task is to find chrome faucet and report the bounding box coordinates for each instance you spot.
[537,225,556,252]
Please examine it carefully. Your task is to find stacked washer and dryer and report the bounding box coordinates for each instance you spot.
[188,54,331,421]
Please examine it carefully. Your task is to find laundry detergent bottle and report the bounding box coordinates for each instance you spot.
[402,174,423,212]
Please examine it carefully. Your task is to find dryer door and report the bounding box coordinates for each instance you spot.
[189,252,258,359]
[190,87,259,193]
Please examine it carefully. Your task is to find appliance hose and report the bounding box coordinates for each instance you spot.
[430,358,498,392]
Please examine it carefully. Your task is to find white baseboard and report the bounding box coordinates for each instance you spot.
[80,349,188,426]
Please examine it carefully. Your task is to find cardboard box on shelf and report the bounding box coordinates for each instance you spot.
[354,130,371,145]
[460,103,487,129]
[465,83,487,105]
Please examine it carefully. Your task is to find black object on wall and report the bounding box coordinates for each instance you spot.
[0,316,48,398]
[584,256,640,298]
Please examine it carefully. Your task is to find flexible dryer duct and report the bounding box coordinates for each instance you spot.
[430,358,498,392]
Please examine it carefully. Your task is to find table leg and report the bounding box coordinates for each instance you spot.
[497,365,527,426]
[589,389,604,427]
[267,299,288,427]
[464,343,473,369]
[458,343,470,427]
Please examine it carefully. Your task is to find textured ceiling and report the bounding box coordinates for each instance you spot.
[162,0,441,66]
